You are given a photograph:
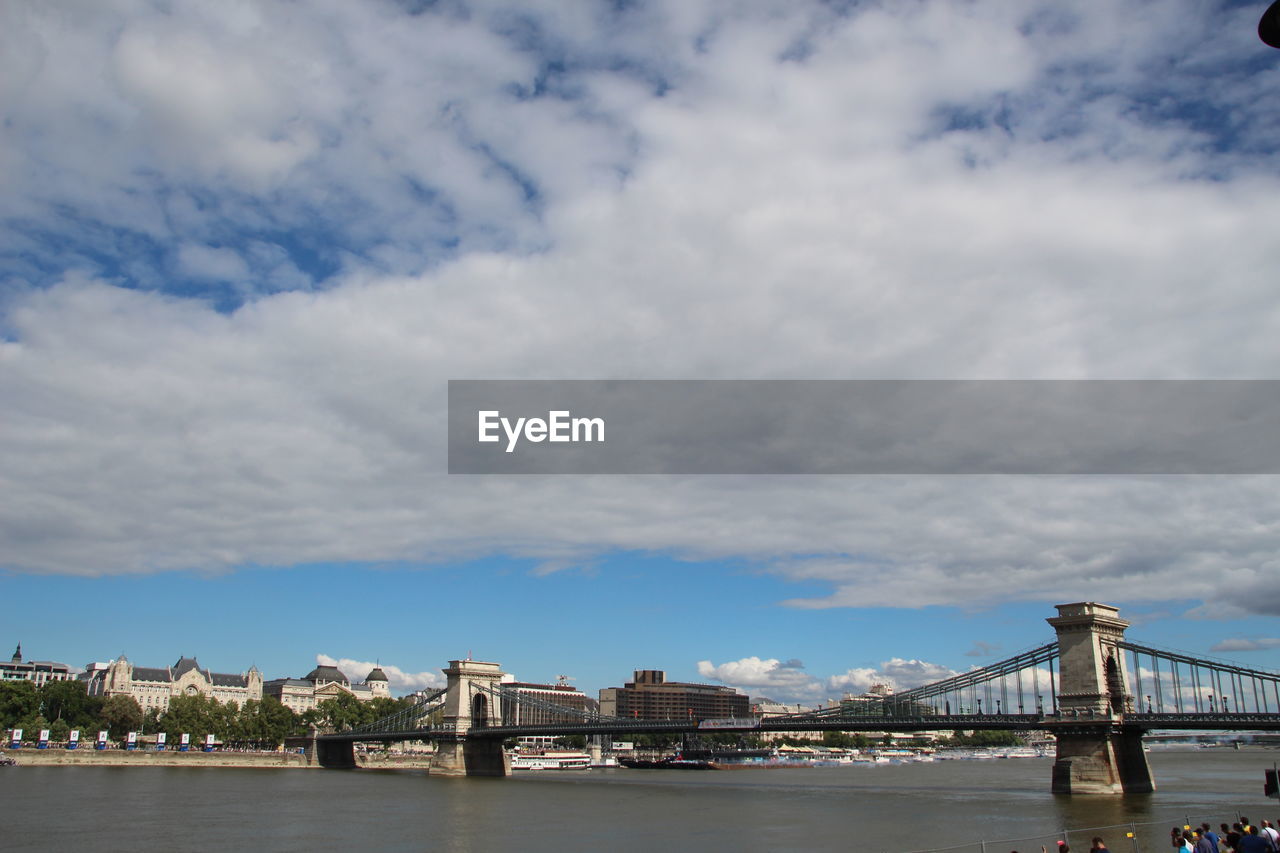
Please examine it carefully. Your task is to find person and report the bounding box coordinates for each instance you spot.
[1202,824,1222,853]
[1236,827,1272,853]
[1090,837,1111,853]
[1196,830,1218,853]
[1261,821,1279,849]
[1230,825,1246,852]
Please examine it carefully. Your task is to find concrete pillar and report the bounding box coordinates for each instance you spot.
[429,659,511,777]
[1046,603,1153,794]
[316,738,356,769]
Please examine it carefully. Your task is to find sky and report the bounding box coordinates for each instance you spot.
[3,0,1280,705]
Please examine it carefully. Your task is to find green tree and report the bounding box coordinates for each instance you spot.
[0,681,41,729]
[98,695,143,740]
[312,693,365,731]
[950,730,1025,747]
[40,680,100,729]
[161,694,219,741]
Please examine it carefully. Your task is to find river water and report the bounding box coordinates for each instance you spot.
[3,748,1276,852]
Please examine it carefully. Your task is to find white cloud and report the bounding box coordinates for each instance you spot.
[828,659,959,694]
[1209,638,1280,653]
[3,0,1280,622]
[697,657,817,698]
[699,655,964,702]
[315,654,444,695]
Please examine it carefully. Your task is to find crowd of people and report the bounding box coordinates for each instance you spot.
[1168,819,1280,853]
[1007,819,1280,853]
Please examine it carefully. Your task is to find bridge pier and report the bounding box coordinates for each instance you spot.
[428,659,511,777]
[1046,603,1153,794]
[430,737,510,777]
[1048,725,1153,794]
[316,737,357,769]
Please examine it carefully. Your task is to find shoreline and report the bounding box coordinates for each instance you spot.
[3,749,438,770]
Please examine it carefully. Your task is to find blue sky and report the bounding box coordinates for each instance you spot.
[3,0,1280,701]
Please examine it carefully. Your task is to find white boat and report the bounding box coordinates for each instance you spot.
[510,751,592,770]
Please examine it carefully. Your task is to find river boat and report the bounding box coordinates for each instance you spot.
[618,756,715,770]
[510,751,591,770]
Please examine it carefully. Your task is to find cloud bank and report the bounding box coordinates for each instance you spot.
[4,1,1280,618]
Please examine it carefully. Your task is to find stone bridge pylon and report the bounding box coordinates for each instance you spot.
[429,658,511,777]
[1046,602,1154,794]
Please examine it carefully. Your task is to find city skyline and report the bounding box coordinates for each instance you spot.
[4,1,1280,706]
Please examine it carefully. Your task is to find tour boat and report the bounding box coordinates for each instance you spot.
[510,751,592,770]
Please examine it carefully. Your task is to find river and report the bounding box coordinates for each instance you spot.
[3,747,1276,852]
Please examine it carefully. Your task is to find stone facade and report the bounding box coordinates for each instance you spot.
[82,655,263,713]
[262,664,390,715]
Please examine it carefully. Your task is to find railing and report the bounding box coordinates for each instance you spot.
[1118,641,1280,715]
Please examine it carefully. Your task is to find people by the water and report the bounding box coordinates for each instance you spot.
[1235,826,1273,853]
[1089,836,1111,853]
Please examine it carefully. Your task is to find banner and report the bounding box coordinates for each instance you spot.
[204,733,215,752]
[157,732,167,750]
[10,728,22,749]
[68,729,80,750]
[96,730,108,750]
[180,733,190,751]
[38,729,50,749]
[126,731,138,750]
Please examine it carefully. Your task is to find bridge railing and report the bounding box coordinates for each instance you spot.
[345,687,448,736]
[1118,640,1280,716]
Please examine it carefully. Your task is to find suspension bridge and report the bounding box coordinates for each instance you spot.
[313,602,1280,793]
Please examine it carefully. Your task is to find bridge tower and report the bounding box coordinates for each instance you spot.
[429,659,511,777]
[1046,602,1153,794]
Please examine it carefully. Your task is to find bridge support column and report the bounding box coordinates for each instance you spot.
[428,659,511,777]
[316,738,356,769]
[430,737,510,777]
[1049,725,1153,794]
[1046,603,1153,794]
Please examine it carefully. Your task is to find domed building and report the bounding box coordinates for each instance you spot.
[262,663,391,714]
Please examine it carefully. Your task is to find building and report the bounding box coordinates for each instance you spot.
[1,644,72,686]
[262,664,390,715]
[599,670,751,721]
[82,655,263,713]
[500,677,599,727]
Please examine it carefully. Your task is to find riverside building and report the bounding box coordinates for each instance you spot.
[82,655,263,712]
[261,664,390,715]
[499,677,599,726]
[599,670,751,721]
[1,644,72,685]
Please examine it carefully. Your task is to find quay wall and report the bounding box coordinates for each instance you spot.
[9,748,438,770]
[11,749,312,768]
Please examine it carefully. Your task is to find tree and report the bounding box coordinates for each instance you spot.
[41,680,100,729]
[99,695,143,739]
[950,730,1025,747]
[0,681,40,729]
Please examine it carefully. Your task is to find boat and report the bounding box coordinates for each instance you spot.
[618,756,715,770]
[510,751,592,770]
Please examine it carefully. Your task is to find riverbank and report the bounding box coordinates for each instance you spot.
[3,748,441,769]
[7,748,312,768]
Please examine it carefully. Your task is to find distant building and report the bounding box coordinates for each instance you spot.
[599,670,751,721]
[500,677,599,727]
[262,664,390,715]
[82,655,263,713]
[1,644,72,686]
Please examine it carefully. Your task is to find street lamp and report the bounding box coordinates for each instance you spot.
[1262,0,1280,48]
